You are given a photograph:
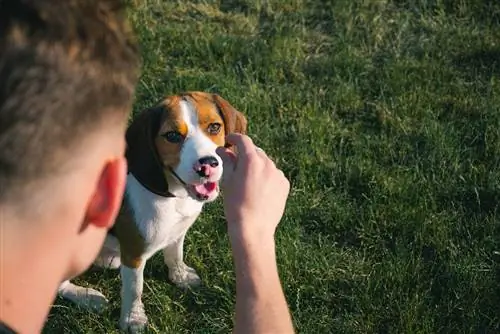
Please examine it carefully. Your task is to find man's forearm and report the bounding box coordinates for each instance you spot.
[231,237,294,334]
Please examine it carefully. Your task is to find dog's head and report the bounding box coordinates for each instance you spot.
[125,91,247,202]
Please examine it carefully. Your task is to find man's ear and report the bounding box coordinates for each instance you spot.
[212,94,248,145]
[84,157,127,229]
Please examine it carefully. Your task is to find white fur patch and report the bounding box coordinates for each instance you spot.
[125,174,203,258]
[173,100,223,184]
[57,280,108,313]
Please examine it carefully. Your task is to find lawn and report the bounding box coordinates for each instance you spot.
[44,0,500,333]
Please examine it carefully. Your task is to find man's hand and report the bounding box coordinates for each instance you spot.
[216,134,290,245]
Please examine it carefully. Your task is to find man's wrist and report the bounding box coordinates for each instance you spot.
[228,225,275,254]
[229,229,278,288]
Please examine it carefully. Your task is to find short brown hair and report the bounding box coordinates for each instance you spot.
[0,0,140,202]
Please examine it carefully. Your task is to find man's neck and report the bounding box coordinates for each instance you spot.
[1,220,66,333]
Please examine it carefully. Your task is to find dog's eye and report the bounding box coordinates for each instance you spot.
[162,131,183,143]
[207,123,221,135]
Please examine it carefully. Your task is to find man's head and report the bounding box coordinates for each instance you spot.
[0,0,139,279]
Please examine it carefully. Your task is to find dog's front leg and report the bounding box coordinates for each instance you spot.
[163,230,201,289]
[119,261,147,333]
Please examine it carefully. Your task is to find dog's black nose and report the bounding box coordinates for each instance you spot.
[198,156,219,168]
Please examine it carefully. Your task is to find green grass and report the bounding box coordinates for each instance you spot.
[44,0,500,333]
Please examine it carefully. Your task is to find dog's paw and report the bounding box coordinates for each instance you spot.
[80,288,109,313]
[120,302,148,333]
[169,263,201,289]
[58,282,108,313]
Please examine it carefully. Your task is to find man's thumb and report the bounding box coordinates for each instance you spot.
[216,146,236,168]
[216,147,237,186]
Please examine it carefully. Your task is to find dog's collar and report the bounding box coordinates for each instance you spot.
[168,167,189,188]
[129,170,176,198]
[128,166,188,198]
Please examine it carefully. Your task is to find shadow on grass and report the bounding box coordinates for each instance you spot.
[301,205,362,248]
[437,187,500,219]
[419,242,500,332]
[219,0,256,15]
[296,169,376,248]
[394,0,500,25]
[454,48,500,81]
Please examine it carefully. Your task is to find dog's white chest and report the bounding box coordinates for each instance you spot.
[126,175,203,254]
[174,196,202,216]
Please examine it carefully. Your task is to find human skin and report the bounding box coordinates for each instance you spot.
[216,133,295,334]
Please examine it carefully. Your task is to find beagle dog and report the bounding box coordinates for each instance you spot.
[57,91,247,332]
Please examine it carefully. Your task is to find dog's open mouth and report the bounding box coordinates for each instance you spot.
[187,181,218,200]
[168,167,219,201]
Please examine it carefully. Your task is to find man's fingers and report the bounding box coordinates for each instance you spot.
[225,134,257,161]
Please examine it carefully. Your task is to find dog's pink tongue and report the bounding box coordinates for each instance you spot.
[194,182,217,196]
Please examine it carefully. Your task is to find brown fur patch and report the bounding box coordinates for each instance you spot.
[184,92,226,146]
[183,92,247,147]
[112,193,144,268]
[153,92,247,158]
[212,94,247,136]
[154,96,187,169]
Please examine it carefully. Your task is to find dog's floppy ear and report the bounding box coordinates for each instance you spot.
[212,94,247,147]
[125,106,173,197]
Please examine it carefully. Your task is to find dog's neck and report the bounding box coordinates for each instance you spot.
[163,171,190,198]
